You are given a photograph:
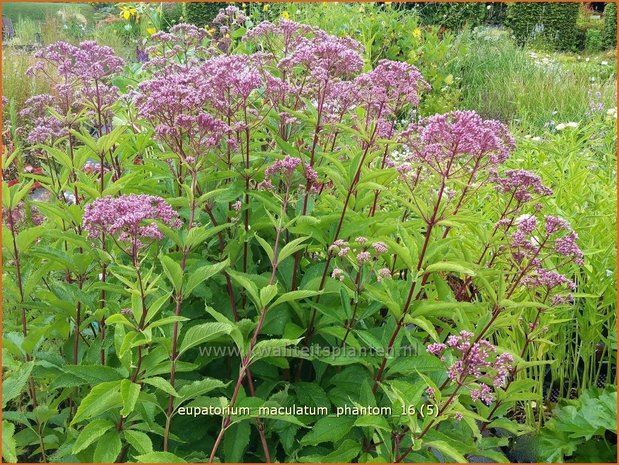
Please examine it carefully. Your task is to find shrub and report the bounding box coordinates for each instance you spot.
[160,2,184,31]
[183,1,227,27]
[405,2,487,30]
[603,2,617,49]
[1,6,614,464]
[538,387,617,462]
[505,2,580,51]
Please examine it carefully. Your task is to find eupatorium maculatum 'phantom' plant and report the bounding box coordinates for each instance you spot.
[3,9,588,464]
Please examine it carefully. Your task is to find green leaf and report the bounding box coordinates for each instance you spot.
[135,452,187,463]
[255,234,275,263]
[185,223,231,249]
[300,416,355,445]
[260,284,279,307]
[299,439,362,463]
[183,260,229,298]
[160,255,183,292]
[120,380,141,417]
[105,313,135,329]
[227,270,261,308]
[277,236,309,263]
[2,361,34,408]
[178,322,234,357]
[71,380,123,425]
[176,378,228,408]
[251,338,301,362]
[271,290,322,308]
[124,430,153,455]
[142,377,179,397]
[425,261,476,276]
[144,291,174,324]
[72,419,115,454]
[93,430,122,463]
[2,421,17,463]
[223,421,251,462]
[354,415,391,431]
[425,440,468,462]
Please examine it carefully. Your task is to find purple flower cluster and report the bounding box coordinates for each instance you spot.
[508,215,583,299]
[264,156,318,185]
[134,69,231,156]
[20,41,123,143]
[280,33,364,82]
[522,269,576,291]
[400,111,515,177]
[511,215,584,267]
[145,24,211,72]
[427,330,514,405]
[83,194,181,248]
[494,169,553,202]
[354,60,430,117]
[28,41,124,82]
[19,94,67,144]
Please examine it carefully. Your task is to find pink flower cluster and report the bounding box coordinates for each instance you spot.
[20,41,124,143]
[511,215,584,265]
[494,169,553,202]
[264,156,317,185]
[28,41,124,82]
[83,194,181,247]
[400,111,515,177]
[427,330,514,405]
[355,60,430,117]
[19,94,67,144]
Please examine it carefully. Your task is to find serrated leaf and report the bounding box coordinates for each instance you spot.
[142,377,179,397]
[271,290,322,308]
[72,419,115,454]
[183,260,229,297]
[178,322,234,357]
[136,452,187,463]
[120,380,141,416]
[2,361,34,408]
[425,261,476,276]
[124,430,153,455]
[251,338,301,362]
[300,416,355,445]
[2,421,17,463]
[71,380,122,425]
[223,421,251,462]
[277,236,309,263]
[160,255,183,292]
[93,430,122,463]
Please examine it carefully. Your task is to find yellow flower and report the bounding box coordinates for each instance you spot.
[412,28,422,39]
[263,4,269,12]
[119,6,138,21]
[282,11,290,20]
[206,27,215,36]
[146,27,156,36]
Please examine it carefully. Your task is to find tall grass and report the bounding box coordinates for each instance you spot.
[512,120,615,415]
[2,48,52,124]
[446,29,617,131]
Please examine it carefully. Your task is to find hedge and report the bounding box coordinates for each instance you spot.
[183,2,227,28]
[603,2,617,49]
[505,2,580,51]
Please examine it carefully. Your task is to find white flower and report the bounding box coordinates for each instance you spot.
[556,122,578,131]
[601,61,608,66]
[607,108,617,118]
[531,136,542,142]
